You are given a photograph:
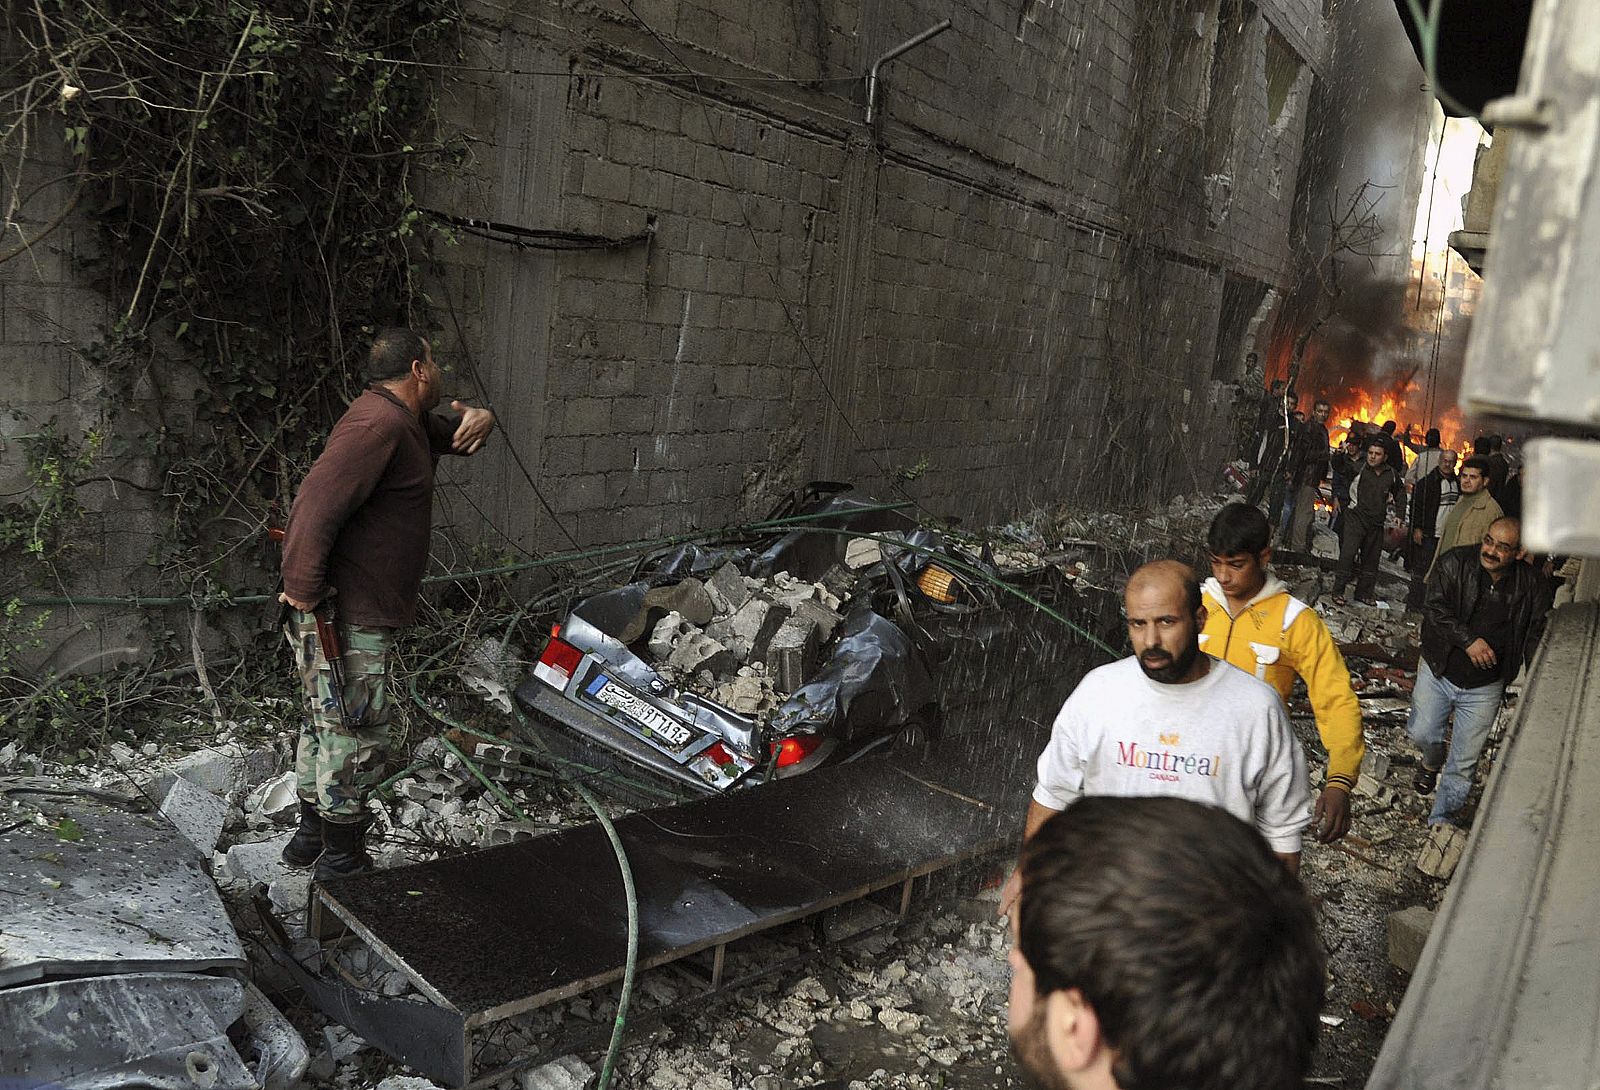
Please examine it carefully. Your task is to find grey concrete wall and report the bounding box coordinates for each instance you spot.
[425,0,1328,545]
[4,0,1331,664]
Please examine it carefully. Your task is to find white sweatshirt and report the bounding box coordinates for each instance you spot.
[1033,656,1312,852]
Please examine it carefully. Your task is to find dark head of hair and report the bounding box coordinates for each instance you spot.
[1462,455,1492,476]
[1020,797,1325,1090]
[1489,434,1504,451]
[1474,435,1491,455]
[1381,420,1397,434]
[1425,427,1441,448]
[367,327,429,384]
[1207,502,1272,557]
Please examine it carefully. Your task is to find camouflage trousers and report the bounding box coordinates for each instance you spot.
[285,610,395,821]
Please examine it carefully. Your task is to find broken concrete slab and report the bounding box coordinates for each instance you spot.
[520,1055,595,1090]
[1415,824,1469,880]
[769,614,822,694]
[0,972,256,1089]
[160,775,228,858]
[643,578,714,628]
[147,741,281,802]
[1361,750,1393,782]
[790,597,844,642]
[845,537,883,569]
[666,630,736,676]
[243,771,299,824]
[707,597,769,661]
[706,562,753,615]
[224,832,298,886]
[648,611,688,660]
[1387,905,1436,973]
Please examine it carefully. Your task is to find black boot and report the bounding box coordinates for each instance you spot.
[314,816,374,880]
[280,800,324,868]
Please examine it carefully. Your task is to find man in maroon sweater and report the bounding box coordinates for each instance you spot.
[278,328,494,878]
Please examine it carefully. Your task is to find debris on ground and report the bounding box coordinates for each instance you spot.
[0,489,1514,1089]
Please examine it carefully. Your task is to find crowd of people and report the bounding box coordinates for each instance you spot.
[277,333,1552,1089]
[998,491,1552,1089]
[1245,385,1528,610]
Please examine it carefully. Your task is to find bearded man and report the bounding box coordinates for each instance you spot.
[998,560,1311,918]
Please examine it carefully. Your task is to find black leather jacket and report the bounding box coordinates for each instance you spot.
[1421,545,1547,684]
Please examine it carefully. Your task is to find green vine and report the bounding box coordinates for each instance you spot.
[0,0,468,748]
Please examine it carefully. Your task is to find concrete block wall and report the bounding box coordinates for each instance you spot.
[423,0,1331,540]
[2,0,1334,662]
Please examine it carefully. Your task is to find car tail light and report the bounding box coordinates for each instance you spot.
[917,563,960,603]
[703,741,735,766]
[533,635,583,689]
[772,734,823,768]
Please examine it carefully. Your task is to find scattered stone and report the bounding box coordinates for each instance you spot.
[845,538,883,569]
[877,1007,923,1035]
[643,579,715,628]
[224,832,297,885]
[1360,750,1392,781]
[790,597,844,641]
[160,776,228,858]
[1387,905,1436,973]
[322,1024,365,1061]
[267,872,312,914]
[149,741,279,800]
[768,616,822,695]
[520,1055,594,1090]
[244,771,299,823]
[707,598,788,664]
[376,1077,448,1090]
[1415,823,1468,879]
[666,630,736,677]
[707,563,754,615]
[107,741,139,768]
[649,612,688,660]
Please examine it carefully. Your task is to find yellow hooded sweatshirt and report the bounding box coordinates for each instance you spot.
[1199,575,1365,792]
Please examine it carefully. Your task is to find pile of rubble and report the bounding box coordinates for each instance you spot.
[637,562,847,715]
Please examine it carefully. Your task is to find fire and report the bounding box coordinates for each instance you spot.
[1320,381,1467,466]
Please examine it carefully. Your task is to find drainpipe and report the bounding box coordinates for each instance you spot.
[865,19,953,125]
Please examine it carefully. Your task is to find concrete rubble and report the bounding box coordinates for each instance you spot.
[0,490,1514,1088]
[642,564,849,708]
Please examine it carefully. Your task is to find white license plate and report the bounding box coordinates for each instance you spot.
[585,676,696,751]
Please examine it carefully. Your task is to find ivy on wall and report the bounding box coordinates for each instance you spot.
[0,0,464,741]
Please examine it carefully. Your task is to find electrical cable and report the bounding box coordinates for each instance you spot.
[10,501,914,609]
[322,48,859,87]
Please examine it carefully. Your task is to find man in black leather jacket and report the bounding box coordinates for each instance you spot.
[1407,517,1549,826]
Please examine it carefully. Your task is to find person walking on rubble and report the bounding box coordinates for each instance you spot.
[1409,518,1548,827]
[1332,437,1403,605]
[1427,455,1503,579]
[1280,398,1332,553]
[1008,797,1324,1090]
[1201,503,1363,843]
[997,560,1311,918]
[278,328,496,879]
[1406,449,1460,610]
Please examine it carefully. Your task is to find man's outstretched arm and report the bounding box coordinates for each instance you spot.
[998,799,1063,920]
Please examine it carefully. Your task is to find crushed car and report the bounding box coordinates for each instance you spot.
[514,485,1078,795]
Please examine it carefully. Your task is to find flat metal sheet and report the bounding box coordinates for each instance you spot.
[0,779,245,986]
[316,749,1028,1025]
[0,971,254,1089]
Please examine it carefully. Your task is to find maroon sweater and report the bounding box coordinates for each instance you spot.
[281,386,458,627]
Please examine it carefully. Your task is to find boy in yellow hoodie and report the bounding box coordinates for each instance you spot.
[1200,503,1365,842]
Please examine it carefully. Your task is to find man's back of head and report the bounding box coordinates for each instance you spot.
[1011,796,1324,1090]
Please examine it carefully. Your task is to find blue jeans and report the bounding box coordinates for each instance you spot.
[1406,660,1504,825]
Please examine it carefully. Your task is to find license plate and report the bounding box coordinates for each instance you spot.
[585,675,697,751]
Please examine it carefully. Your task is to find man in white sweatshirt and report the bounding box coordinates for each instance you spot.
[1000,560,1310,918]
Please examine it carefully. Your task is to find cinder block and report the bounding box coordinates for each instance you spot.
[1387,905,1436,974]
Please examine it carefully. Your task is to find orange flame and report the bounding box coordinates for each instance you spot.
[1321,380,1466,467]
